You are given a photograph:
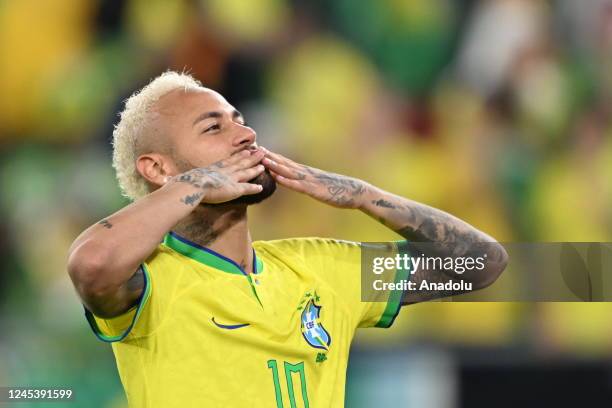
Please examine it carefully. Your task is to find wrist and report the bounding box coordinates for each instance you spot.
[356,181,376,211]
[160,177,208,203]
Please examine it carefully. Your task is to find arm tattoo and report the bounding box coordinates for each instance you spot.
[98,219,113,229]
[372,199,396,209]
[126,267,145,293]
[395,205,481,256]
[396,204,507,265]
[367,196,508,303]
[395,205,507,264]
[180,192,205,206]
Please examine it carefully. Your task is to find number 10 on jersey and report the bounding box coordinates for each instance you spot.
[267,359,310,408]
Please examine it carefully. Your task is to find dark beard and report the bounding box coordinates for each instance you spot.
[218,168,277,206]
[172,155,277,207]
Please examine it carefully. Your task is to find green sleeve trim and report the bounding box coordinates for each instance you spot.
[84,264,152,343]
[375,240,410,328]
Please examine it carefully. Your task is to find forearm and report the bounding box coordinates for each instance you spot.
[258,147,507,298]
[359,185,508,283]
[360,185,493,245]
[68,181,205,291]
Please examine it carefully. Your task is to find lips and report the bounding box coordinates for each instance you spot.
[246,145,260,155]
[232,145,260,156]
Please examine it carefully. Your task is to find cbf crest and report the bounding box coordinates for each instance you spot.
[299,293,331,351]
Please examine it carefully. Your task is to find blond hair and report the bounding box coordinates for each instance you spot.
[112,71,202,200]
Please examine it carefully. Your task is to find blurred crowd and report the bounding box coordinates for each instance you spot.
[0,0,611,406]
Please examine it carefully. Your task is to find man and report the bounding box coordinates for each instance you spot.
[67,71,507,407]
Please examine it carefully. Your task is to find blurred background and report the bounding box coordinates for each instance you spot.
[1,0,611,407]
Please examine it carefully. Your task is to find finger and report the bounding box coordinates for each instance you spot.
[271,172,309,193]
[262,157,291,177]
[262,157,306,180]
[260,147,293,166]
[234,164,265,182]
[211,149,250,169]
[239,183,264,195]
[233,149,265,170]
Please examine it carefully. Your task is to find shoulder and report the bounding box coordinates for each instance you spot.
[144,244,182,272]
[143,243,206,289]
[254,236,360,249]
[254,237,361,260]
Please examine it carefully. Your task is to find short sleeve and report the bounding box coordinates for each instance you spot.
[82,244,194,342]
[84,264,152,343]
[300,238,409,330]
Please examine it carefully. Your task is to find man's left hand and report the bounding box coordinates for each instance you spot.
[261,147,369,209]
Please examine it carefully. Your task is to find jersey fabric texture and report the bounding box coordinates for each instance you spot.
[84,233,408,407]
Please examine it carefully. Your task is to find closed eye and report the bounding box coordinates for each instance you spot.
[203,124,220,133]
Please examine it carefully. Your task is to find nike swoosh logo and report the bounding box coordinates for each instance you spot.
[211,317,250,330]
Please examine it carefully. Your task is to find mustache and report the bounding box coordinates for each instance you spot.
[231,145,260,156]
[173,147,263,175]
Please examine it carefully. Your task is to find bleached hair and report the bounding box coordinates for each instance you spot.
[112,71,203,201]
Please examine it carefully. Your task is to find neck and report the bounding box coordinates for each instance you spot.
[172,204,254,273]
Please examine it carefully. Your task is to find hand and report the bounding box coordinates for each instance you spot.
[261,147,369,209]
[168,149,266,204]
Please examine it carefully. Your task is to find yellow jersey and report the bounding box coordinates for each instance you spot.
[85,233,407,407]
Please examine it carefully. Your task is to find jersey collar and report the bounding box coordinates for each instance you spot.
[163,231,263,275]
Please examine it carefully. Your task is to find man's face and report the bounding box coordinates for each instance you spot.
[151,87,276,205]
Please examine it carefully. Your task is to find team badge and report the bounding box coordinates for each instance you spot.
[300,297,331,351]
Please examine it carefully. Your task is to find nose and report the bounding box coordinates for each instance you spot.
[232,124,257,148]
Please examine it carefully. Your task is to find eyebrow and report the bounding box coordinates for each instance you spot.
[192,109,243,126]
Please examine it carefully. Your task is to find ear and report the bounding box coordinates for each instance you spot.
[136,153,174,188]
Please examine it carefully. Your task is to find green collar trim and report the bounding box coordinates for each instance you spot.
[163,232,263,275]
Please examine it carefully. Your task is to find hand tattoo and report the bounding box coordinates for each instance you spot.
[173,167,228,190]
[304,166,367,206]
[180,192,205,206]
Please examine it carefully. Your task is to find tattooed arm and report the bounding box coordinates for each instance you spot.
[67,149,266,317]
[261,148,508,304]
[360,191,508,303]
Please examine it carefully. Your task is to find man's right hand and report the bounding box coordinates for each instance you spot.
[67,148,266,318]
[167,148,266,205]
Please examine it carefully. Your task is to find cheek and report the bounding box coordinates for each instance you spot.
[175,142,230,170]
